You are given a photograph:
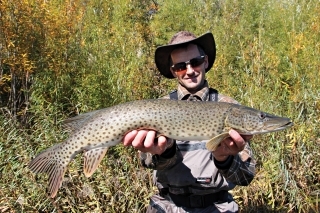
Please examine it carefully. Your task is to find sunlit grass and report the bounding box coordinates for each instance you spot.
[0,0,319,212]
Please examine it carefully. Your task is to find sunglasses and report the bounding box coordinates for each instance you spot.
[171,55,205,73]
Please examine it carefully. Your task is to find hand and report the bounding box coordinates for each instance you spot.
[123,130,168,155]
[213,129,253,162]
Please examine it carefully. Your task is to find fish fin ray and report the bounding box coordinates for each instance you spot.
[83,147,108,177]
[48,165,67,198]
[206,132,230,151]
[28,144,61,173]
[29,143,69,198]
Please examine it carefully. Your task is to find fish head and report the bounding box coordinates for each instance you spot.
[225,105,293,135]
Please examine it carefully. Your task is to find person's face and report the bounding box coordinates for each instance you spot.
[170,44,208,92]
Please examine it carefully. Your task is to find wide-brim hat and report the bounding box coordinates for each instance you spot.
[155,31,216,79]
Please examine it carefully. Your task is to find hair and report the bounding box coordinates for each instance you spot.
[168,31,196,45]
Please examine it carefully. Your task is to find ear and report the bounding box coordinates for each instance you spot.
[204,55,209,69]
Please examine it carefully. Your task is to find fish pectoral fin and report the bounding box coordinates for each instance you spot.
[83,147,108,177]
[206,132,230,151]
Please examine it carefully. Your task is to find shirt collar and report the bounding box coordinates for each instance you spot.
[177,80,210,101]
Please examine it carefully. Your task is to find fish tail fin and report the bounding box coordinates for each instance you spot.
[83,147,108,177]
[28,143,68,198]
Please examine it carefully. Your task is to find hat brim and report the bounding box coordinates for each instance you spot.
[155,32,216,79]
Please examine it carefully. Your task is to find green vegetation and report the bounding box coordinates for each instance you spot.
[0,0,319,212]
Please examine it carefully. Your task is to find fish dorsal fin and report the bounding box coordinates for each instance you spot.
[205,132,230,151]
[83,147,108,177]
[63,109,102,132]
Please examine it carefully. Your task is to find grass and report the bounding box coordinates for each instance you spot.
[0,117,156,212]
[1,0,320,212]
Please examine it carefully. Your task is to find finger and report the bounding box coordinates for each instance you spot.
[145,134,168,155]
[143,131,157,149]
[228,129,244,143]
[157,136,167,148]
[131,130,148,148]
[228,129,246,151]
[220,139,240,156]
[154,136,168,155]
[225,129,246,153]
[123,130,138,146]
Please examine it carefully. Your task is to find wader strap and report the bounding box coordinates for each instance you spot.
[169,90,178,100]
[209,88,218,102]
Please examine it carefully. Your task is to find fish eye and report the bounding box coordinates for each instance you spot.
[259,112,266,120]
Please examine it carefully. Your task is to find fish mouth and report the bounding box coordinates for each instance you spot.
[239,120,294,135]
[274,121,294,131]
[262,120,294,133]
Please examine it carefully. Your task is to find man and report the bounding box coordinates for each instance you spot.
[123,31,256,212]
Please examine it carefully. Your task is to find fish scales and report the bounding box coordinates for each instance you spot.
[70,100,229,145]
[28,99,293,198]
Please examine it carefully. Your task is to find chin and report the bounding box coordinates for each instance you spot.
[182,78,201,87]
[184,82,202,91]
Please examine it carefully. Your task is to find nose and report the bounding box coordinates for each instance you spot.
[186,64,194,75]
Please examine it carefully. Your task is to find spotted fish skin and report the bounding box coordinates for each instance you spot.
[28,99,293,198]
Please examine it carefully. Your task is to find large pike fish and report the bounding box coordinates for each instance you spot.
[28,99,293,198]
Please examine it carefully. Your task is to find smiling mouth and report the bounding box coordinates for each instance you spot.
[185,74,199,80]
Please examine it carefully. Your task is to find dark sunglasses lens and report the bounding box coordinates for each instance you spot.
[172,56,205,72]
[172,62,187,72]
[190,57,205,67]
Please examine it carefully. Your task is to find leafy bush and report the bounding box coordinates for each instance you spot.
[0,0,319,212]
